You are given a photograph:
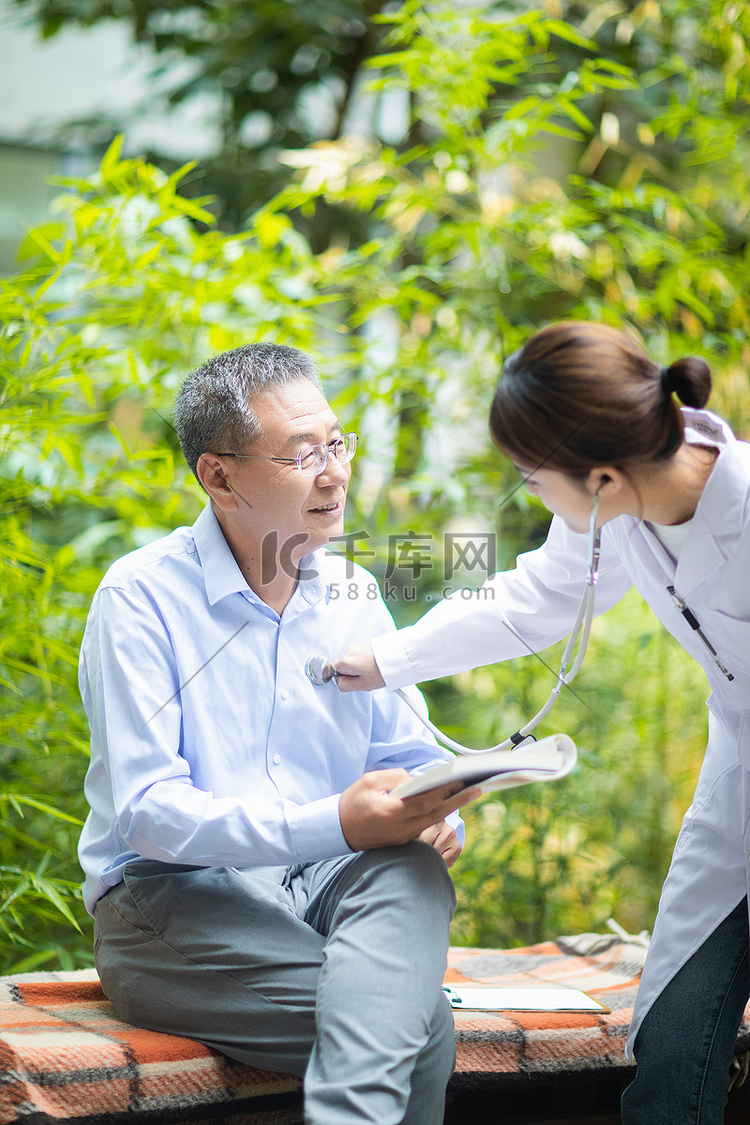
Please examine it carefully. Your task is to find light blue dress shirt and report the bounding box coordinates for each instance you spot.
[78,505,459,915]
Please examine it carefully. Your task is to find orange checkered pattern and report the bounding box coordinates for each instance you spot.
[2,934,750,1121]
[0,972,302,1124]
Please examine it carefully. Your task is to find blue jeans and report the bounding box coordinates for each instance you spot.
[621,896,750,1125]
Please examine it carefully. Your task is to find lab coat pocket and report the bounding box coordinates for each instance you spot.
[709,693,750,771]
[685,708,741,824]
[682,759,745,846]
[702,606,750,685]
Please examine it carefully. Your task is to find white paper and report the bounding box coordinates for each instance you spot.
[442,985,608,1012]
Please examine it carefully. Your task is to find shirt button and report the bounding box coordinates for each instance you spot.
[280,688,289,700]
[273,754,282,765]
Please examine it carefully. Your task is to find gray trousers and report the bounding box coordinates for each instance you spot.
[93,842,457,1125]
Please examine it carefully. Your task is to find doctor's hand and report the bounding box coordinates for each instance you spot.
[418,820,463,869]
[339,769,480,853]
[333,643,385,692]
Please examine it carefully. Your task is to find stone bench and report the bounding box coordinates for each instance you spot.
[2,930,748,1124]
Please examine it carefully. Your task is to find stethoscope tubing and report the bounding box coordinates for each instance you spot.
[392,579,597,755]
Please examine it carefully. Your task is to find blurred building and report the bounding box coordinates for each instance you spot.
[0,1,220,272]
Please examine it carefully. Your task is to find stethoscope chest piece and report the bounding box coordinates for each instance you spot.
[306,654,338,686]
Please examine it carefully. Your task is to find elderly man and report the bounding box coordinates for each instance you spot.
[78,342,477,1125]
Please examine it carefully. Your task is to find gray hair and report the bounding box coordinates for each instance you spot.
[173,342,322,483]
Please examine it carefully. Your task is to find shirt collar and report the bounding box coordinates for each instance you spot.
[193,504,250,606]
[192,504,330,609]
[297,551,328,606]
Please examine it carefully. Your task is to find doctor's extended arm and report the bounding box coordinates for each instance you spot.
[336,517,632,692]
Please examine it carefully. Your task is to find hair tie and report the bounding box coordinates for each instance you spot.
[660,365,674,395]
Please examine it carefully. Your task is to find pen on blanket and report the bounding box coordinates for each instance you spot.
[666,586,734,682]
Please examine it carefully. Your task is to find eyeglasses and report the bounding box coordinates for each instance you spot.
[213,432,357,476]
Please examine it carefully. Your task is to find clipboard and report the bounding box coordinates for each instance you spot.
[442,985,610,1012]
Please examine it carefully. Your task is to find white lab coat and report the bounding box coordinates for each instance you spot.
[372,409,750,1054]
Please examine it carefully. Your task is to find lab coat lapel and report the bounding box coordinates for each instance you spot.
[630,518,675,581]
[673,441,747,597]
[673,509,725,596]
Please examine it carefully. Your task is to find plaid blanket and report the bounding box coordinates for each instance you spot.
[3,934,750,1121]
[0,971,302,1125]
[448,931,648,1089]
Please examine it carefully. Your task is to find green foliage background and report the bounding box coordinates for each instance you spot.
[2,0,750,970]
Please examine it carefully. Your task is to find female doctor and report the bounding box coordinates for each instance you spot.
[334,321,750,1125]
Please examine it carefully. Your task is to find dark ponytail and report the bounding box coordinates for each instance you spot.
[490,322,712,476]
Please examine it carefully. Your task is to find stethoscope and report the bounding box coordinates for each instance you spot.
[306,492,602,756]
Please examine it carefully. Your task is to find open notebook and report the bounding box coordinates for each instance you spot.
[392,732,577,798]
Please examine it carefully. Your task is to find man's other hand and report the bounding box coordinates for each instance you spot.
[417,820,463,868]
[339,769,480,853]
